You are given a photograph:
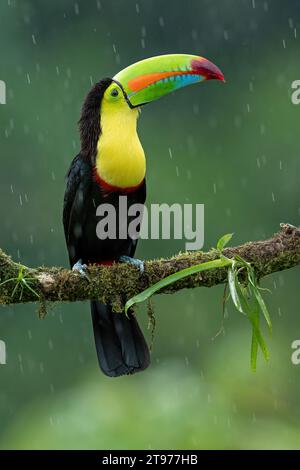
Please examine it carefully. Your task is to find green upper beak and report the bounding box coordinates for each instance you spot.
[113,53,225,107]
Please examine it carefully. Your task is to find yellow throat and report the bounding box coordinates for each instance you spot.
[96,97,146,189]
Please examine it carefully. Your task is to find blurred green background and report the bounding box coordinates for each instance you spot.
[0,0,300,450]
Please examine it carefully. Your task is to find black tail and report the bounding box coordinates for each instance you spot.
[90,301,150,377]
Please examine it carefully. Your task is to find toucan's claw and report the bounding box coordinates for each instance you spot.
[72,259,90,280]
[119,255,145,275]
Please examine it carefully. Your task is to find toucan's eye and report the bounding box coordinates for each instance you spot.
[110,88,119,97]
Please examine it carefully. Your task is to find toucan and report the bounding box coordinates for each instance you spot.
[63,54,224,377]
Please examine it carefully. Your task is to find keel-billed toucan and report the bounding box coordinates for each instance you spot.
[63,54,224,377]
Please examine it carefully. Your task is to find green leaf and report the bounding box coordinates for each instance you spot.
[125,257,232,314]
[228,264,243,313]
[228,262,249,315]
[251,329,258,371]
[252,285,272,334]
[247,270,272,334]
[248,308,269,363]
[22,279,40,299]
[227,259,270,368]
[217,233,234,251]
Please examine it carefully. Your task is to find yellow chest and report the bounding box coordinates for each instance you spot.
[95,106,146,189]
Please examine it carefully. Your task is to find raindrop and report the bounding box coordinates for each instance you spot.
[191,29,198,40]
[234,115,242,128]
[18,354,24,374]
[78,354,84,364]
[193,103,199,115]
[158,16,164,27]
[32,34,36,45]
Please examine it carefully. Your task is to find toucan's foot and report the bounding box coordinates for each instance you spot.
[72,260,89,280]
[119,255,144,275]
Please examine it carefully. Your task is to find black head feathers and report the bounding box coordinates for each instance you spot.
[79,78,112,159]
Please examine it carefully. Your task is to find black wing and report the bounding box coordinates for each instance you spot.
[63,153,91,266]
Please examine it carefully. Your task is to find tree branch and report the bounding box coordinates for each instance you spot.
[0,223,299,314]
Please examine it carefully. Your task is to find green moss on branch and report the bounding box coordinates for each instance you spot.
[0,223,299,313]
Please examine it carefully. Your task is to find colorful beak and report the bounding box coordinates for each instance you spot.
[113,54,225,107]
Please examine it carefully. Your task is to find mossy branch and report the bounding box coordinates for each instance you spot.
[0,223,299,314]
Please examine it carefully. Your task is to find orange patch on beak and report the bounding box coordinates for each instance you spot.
[128,71,193,92]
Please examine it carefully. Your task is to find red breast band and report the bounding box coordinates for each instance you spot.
[93,166,144,193]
